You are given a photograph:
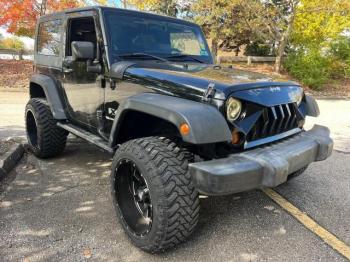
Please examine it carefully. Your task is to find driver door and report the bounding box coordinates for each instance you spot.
[61,12,104,134]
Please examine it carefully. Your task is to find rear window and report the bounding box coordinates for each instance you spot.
[37,19,62,56]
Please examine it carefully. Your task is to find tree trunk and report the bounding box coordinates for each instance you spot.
[40,0,47,16]
[19,49,23,60]
[275,37,286,73]
[211,38,218,64]
[235,47,239,56]
[274,5,297,73]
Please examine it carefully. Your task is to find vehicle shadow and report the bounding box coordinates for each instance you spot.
[0,138,342,262]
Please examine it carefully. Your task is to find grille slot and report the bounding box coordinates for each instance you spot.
[246,103,301,142]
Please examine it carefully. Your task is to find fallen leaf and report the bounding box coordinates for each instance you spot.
[274,226,287,235]
[263,205,275,211]
[83,248,92,259]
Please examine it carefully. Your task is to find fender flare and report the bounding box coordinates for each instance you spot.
[305,95,320,117]
[30,74,67,119]
[109,93,232,146]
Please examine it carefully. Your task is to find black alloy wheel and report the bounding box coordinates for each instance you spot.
[114,159,153,236]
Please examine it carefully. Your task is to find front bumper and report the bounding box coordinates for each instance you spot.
[189,125,333,196]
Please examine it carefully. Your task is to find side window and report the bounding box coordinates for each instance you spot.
[66,17,97,57]
[37,20,62,56]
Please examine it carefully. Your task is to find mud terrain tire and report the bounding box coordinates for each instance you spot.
[111,136,199,253]
[25,98,68,158]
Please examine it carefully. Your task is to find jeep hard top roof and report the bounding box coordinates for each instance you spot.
[38,6,198,27]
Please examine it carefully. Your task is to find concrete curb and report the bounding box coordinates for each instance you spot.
[0,143,24,180]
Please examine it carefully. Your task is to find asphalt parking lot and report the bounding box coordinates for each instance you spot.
[0,91,349,261]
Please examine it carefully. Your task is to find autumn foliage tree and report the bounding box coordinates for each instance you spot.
[284,0,350,88]
[127,0,193,17]
[0,36,25,50]
[192,0,268,62]
[0,0,82,38]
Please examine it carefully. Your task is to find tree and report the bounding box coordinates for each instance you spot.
[0,36,25,49]
[271,0,299,73]
[0,36,25,59]
[292,0,350,49]
[283,0,350,88]
[0,0,81,37]
[192,0,226,62]
[192,0,269,62]
[129,0,182,17]
[238,0,300,73]
[0,33,4,48]
[271,0,350,73]
[0,0,109,38]
[242,0,350,73]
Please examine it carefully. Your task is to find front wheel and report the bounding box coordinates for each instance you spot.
[111,137,199,253]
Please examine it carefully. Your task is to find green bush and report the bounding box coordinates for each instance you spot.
[284,50,331,90]
[328,59,350,79]
[329,37,350,78]
[284,37,350,89]
[330,36,350,61]
[244,42,271,56]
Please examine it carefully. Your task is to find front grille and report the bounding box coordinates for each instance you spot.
[246,103,303,142]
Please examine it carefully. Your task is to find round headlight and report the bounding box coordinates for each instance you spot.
[296,92,304,106]
[226,98,242,122]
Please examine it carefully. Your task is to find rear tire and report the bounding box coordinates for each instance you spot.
[111,137,199,253]
[25,98,68,158]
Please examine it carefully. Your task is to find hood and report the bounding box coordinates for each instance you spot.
[121,62,301,103]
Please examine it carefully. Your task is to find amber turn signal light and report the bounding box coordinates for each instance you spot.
[232,130,241,145]
[180,123,190,136]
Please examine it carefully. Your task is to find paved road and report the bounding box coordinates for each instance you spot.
[0,91,349,261]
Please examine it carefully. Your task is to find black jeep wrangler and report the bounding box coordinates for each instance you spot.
[26,6,333,252]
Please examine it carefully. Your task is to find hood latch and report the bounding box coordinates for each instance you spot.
[203,83,216,101]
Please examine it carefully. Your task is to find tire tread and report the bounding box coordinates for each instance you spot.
[112,136,199,253]
[25,98,68,158]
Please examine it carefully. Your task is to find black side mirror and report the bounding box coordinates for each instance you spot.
[71,41,94,61]
[70,41,102,74]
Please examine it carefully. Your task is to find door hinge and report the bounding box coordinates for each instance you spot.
[96,110,103,119]
[96,75,106,89]
[110,79,116,90]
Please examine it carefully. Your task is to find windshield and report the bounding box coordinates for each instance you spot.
[103,10,213,64]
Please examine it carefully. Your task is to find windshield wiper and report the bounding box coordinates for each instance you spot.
[118,53,169,62]
[166,54,205,63]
